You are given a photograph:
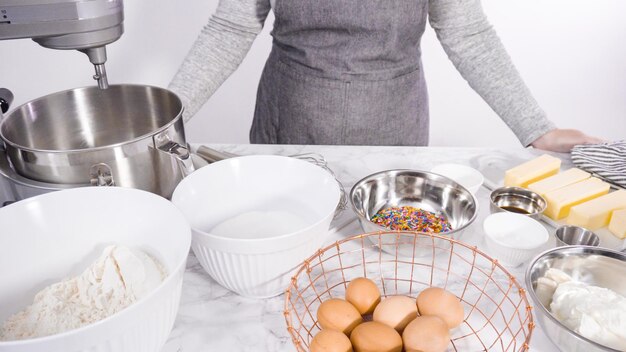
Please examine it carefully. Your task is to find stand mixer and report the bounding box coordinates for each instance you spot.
[0,0,124,89]
[0,0,196,204]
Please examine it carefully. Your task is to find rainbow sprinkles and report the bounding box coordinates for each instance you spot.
[370,206,453,233]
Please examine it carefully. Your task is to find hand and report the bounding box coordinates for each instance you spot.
[530,129,604,153]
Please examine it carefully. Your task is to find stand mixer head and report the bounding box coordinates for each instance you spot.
[0,0,124,89]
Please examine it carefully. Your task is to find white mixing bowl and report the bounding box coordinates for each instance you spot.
[0,187,191,352]
[431,163,484,195]
[172,155,341,298]
[483,212,549,267]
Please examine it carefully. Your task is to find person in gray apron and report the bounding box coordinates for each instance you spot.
[170,0,601,151]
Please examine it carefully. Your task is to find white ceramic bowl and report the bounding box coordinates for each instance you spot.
[171,155,341,298]
[431,163,484,194]
[0,187,191,352]
[483,212,549,267]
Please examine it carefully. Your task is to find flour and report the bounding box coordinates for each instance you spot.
[0,245,165,341]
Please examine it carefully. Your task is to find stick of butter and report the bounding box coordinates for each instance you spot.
[567,190,626,230]
[528,168,590,197]
[504,154,561,188]
[543,177,610,220]
[608,208,626,239]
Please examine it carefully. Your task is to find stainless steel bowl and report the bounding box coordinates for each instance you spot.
[0,85,193,198]
[490,186,547,220]
[526,247,626,352]
[350,170,477,256]
[555,225,599,247]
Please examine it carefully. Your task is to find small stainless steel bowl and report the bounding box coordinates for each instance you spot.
[526,247,626,352]
[350,170,478,256]
[490,186,547,220]
[555,225,599,247]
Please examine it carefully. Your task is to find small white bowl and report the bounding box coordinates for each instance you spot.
[483,212,549,267]
[172,155,341,298]
[431,163,484,194]
[0,187,191,352]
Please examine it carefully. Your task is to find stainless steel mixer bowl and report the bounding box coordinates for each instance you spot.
[350,170,477,256]
[0,85,193,198]
[526,246,626,352]
[0,151,81,205]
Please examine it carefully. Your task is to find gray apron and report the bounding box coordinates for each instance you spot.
[250,0,430,146]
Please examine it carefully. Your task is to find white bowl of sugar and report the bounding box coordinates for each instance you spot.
[483,212,549,267]
[172,155,341,298]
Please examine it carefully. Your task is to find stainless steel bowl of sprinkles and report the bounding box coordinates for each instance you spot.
[351,170,478,257]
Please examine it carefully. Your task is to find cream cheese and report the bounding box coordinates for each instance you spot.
[545,269,626,350]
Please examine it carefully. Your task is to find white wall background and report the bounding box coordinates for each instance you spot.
[2,0,625,147]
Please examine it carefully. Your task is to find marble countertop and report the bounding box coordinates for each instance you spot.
[162,144,567,352]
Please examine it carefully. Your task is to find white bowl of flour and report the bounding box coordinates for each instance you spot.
[0,187,191,352]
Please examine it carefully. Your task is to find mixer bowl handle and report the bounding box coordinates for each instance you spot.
[160,141,195,177]
[151,132,195,179]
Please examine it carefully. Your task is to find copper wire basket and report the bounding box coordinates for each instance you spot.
[284,231,534,351]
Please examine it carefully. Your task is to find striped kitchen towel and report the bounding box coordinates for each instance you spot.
[571,141,626,189]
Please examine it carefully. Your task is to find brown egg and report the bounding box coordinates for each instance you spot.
[350,321,403,352]
[373,295,418,332]
[346,277,381,315]
[317,298,363,335]
[310,329,354,352]
[416,287,465,329]
[402,316,450,352]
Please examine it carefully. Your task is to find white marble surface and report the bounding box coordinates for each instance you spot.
[162,144,567,352]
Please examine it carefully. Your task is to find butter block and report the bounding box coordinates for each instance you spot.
[568,190,626,230]
[608,208,626,239]
[543,178,610,220]
[528,168,590,197]
[504,154,561,188]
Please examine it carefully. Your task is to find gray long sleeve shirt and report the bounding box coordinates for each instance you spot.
[169,0,556,146]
